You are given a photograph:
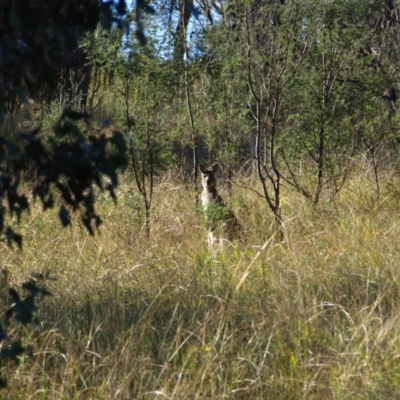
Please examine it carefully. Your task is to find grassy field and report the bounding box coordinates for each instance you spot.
[2,166,400,399]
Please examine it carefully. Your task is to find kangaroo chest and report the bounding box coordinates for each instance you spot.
[201,190,223,210]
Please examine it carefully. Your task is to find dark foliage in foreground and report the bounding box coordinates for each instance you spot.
[0,270,51,388]
[1,111,127,248]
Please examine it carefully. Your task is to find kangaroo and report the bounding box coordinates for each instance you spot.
[199,163,240,249]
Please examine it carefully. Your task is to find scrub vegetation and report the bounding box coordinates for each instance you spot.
[2,0,400,398]
[3,169,400,399]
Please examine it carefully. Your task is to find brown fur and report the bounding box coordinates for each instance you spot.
[199,163,241,247]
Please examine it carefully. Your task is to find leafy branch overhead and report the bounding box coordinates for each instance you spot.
[0,1,135,246]
[1,111,127,248]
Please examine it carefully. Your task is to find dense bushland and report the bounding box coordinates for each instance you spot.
[3,0,400,398]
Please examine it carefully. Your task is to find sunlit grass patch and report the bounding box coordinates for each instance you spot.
[2,169,400,398]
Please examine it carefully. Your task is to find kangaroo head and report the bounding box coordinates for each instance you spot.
[199,163,219,190]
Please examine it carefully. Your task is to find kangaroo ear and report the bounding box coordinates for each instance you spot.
[199,163,206,173]
[211,163,219,172]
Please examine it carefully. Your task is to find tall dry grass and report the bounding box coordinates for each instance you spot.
[2,165,400,399]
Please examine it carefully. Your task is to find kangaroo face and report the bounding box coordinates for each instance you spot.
[199,163,219,190]
[201,170,217,190]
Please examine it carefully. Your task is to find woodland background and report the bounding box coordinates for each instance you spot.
[2,0,400,398]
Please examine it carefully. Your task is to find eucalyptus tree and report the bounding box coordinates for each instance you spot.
[124,38,174,237]
[199,0,400,229]
[279,0,391,204]
[201,0,312,230]
[84,19,174,237]
[282,0,400,203]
